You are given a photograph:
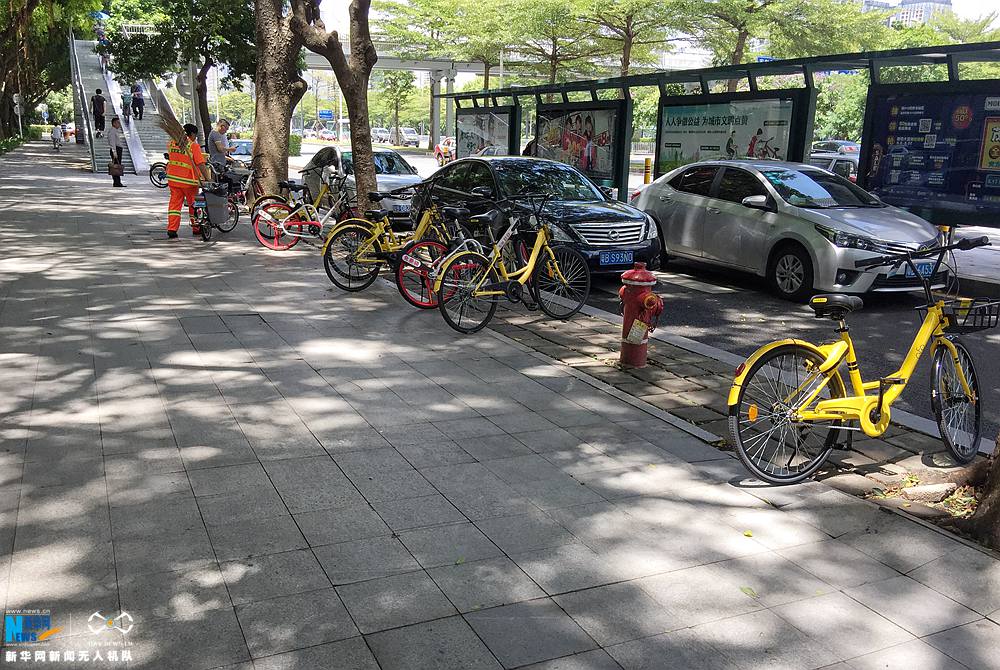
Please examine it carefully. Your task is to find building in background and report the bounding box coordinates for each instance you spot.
[861,0,953,26]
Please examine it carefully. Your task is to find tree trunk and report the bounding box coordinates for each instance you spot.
[961,435,1000,550]
[620,35,632,79]
[726,30,750,93]
[252,0,306,192]
[195,59,213,140]
[392,100,400,149]
[482,64,490,90]
[291,0,378,212]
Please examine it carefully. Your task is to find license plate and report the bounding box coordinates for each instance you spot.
[904,261,934,278]
[392,204,410,213]
[599,250,633,265]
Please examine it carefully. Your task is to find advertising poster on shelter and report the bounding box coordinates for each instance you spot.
[535,108,617,183]
[865,92,1000,223]
[456,111,510,158]
[658,99,794,173]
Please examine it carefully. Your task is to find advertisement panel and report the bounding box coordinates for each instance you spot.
[862,84,1000,224]
[456,109,513,158]
[657,98,794,174]
[535,107,619,183]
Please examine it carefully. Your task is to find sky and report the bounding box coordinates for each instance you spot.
[320,0,1000,33]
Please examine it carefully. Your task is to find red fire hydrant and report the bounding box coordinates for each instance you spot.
[618,262,664,368]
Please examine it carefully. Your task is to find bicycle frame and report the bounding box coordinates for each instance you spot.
[320,206,444,258]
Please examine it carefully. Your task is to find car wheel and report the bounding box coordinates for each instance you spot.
[768,244,814,302]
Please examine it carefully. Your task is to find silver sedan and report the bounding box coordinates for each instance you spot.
[632,159,942,301]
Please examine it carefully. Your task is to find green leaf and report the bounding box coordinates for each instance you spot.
[740,586,758,599]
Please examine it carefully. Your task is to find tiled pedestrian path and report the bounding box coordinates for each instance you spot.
[1,142,999,669]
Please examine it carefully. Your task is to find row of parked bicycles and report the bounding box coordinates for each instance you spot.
[152,156,592,335]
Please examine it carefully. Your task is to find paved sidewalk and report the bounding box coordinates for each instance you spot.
[2,141,1000,670]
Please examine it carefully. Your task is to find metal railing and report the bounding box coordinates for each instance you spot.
[69,31,97,173]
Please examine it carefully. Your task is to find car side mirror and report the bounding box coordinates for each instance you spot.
[741,195,772,211]
[470,185,493,198]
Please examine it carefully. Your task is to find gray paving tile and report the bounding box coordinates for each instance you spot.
[126,606,249,670]
[234,588,358,658]
[925,619,1000,670]
[773,592,913,660]
[847,639,969,670]
[712,551,835,608]
[434,416,508,439]
[197,487,289,525]
[554,581,679,646]
[337,571,456,633]
[908,545,1000,615]
[373,493,468,530]
[778,539,901,590]
[314,535,421,585]
[114,526,216,578]
[400,522,502,568]
[839,513,956,573]
[366,616,503,670]
[694,608,841,670]
[334,447,414,476]
[846,574,980,636]
[293,504,391,546]
[119,563,231,621]
[428,556,546,613]
[476,510,578,554]
[465,598,598,669]
[456,434,533,461]
[396,441,476,468]
[783,489,886,538]
[520,650,623,670]
[221,549,330,606]
[607,628,736,670]
[488,411,559,434]
[636,562,761,629]
[250,637,378,670]
[207,514,306,560]
[512,543,624,595]
[348,467,437,502]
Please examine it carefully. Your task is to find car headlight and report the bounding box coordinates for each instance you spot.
[644,214,659,240]
[550,224,574,243]
[815,224,881,251]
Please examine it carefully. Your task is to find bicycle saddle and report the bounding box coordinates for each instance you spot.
[365,209,390,220]
[368,192,387,202]
[810,294,863,320]
[278,181,307,191]
[441,207,470,220]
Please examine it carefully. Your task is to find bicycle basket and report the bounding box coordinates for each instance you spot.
[933,298,1000,334]
[200,184,230,226]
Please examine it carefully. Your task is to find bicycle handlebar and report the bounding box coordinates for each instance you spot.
[854,236,990,269]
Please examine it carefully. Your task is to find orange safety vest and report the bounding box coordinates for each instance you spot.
[166,140,206,187]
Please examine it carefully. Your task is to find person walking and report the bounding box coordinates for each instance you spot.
[165,124,209,239]
[91,88,106,137]
[131,85,144,121]
[207,118,232,175]
[121,88,132,125]
[108,117,126,187]
[51,122,63,150]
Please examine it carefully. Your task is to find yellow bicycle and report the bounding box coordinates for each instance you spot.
[320,190,463,293]
[431,194,591,334]
[728,235,995,484]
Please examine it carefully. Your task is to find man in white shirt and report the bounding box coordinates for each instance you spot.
[107,117,125,187]
[208,119,232,174]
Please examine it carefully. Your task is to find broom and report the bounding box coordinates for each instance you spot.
[154,88,206,187]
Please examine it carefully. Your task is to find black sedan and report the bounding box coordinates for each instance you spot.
[410,157,661,274]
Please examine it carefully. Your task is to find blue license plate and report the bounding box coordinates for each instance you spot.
[600,250,633,265]
[905,261,934,278]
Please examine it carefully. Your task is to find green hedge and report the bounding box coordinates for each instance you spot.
[28,125,45,140]
[0,136,24,155]
[289,134,302,156]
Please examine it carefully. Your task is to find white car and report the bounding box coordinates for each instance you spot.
[371,127,390,143]
[632,159,942,301]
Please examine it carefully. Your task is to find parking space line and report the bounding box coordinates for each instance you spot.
[654,271,740,294]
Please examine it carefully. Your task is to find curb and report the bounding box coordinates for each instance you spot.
[957,274,1000,299]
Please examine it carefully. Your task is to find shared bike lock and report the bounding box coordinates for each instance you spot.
[618,262,664,369]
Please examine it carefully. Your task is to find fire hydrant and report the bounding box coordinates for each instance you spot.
[618,262,664,368]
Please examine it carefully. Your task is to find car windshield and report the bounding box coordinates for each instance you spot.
[761,168,883,208]
[341,151,417,175]
[231,142,252,156]
[493,160,603,202]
